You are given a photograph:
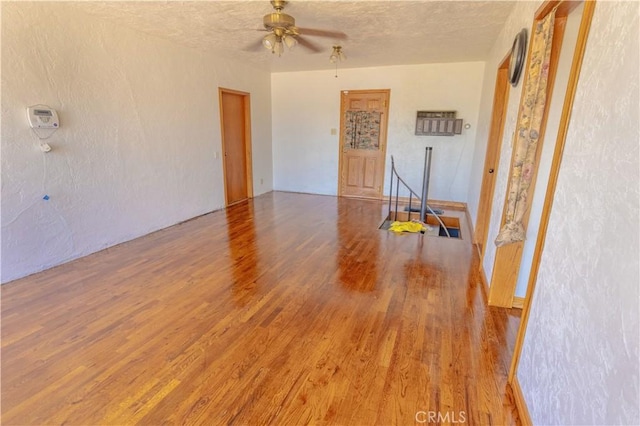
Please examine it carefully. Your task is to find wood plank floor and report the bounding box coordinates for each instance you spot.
[1,192,521,425]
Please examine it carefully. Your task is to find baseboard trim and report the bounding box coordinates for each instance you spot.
[465,209,475,242]
[512,296,525,309]
[389,197,466,211]
[273,192,468,212]
[479,263,490,301]
[429,199,467,211]
[511,376,532,425]
[274,190,337,198]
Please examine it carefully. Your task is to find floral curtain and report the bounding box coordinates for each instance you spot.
[344,111,381,150]
[495,11,556,247]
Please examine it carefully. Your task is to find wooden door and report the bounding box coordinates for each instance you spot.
[474,54,511,257]
[220,88,253,206]
[338,89,390,199]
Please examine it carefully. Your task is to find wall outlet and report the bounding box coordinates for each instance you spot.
[331,128,337,135]
[260,178,264,185]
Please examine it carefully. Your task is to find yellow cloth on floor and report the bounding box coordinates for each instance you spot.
[388,221,425,234]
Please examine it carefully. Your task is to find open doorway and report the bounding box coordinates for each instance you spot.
[487,1,587,308]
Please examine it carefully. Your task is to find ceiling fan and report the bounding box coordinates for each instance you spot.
[247,0,347,56]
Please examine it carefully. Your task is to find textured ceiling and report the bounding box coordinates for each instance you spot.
[70,1,517,73]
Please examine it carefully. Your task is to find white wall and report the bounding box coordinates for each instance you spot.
[271,62,485,202]
[0,2,273,283]
[518,2,640,424]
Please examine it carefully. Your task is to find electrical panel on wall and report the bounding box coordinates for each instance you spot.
[415,111,463,136]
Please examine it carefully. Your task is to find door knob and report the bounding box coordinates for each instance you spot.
[488,168,494,173]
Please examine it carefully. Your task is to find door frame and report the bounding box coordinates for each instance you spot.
[487,3,571,308]
[337,89,390,199]
[474,51,511,258]
[218,87,253,206]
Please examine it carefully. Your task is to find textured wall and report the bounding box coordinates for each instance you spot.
[1,2,273,283]
[271,62,485,201]
[518,2,640,425]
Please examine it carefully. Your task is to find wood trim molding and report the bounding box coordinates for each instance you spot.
[478,263,490,300]
[511,376,533,425]
[474,52,511,248]
[218,87,254,205]
[512,296,525,309]
[243,95,254,199]
[387,197,467,212]
[428,200,467,211]
[536,0,583,19]
[274,192,467,213]
[509,0,596,383]
[488,7,569,308]
[465,208,475,242]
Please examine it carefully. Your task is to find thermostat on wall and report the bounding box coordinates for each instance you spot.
[27,106,59,129]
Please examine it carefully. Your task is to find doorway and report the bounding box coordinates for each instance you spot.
[488,5,571,308]
[219,88,253,206]
[474,53,511,259]
[338,89,390,199]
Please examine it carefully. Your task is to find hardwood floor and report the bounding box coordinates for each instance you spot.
[1,192,521,425]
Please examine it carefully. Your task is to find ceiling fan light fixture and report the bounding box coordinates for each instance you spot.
[253,1,347,58]
[330,45,346,78]
[329,45,346,63]
[263,33,277,50]
[273,39,284,56]
[283,34,297,49]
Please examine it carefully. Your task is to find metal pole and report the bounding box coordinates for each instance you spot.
[419,147,433,221]
[388,160,394,221]
[395,177,400,221]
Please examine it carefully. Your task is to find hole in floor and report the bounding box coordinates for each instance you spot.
[379,212,462,239]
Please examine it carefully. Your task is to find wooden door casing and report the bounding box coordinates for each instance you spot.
[488,5,569,308]
[338,89,390,199]
[219,88,253,206]
[474,53,511,257]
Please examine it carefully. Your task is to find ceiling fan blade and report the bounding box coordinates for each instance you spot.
[297,27,347,40]
[244,38,265,52]
[296,36,323,53]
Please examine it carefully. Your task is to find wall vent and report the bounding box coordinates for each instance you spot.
[415,111,463,136]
